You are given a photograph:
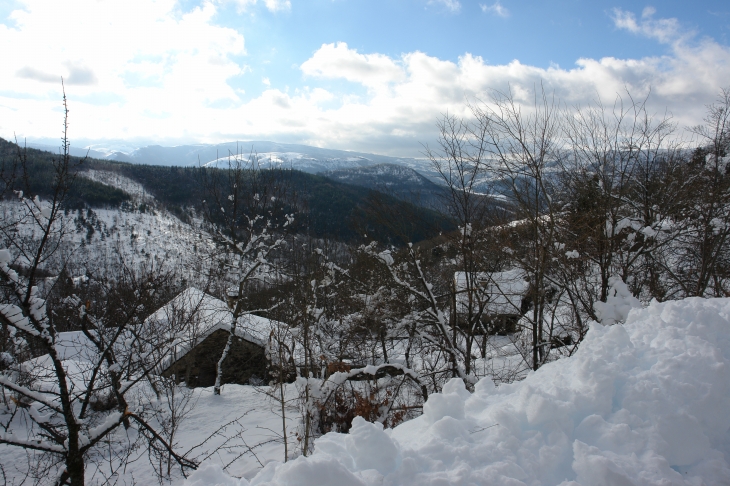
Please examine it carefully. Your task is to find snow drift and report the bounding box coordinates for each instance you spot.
[186,297,730,485]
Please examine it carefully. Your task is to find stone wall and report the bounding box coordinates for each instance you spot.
[162,329,268,387]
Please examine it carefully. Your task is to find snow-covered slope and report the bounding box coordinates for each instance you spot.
[322,164,447,208]
[81,169,157,204]
[59,205,206,273]
[323,164,438,188]
[203,151,377,174]
[187,297,730,485]
[0,170,210,282]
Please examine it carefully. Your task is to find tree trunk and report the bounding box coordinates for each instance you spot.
[66,446,85,486]
[214,315,237,395]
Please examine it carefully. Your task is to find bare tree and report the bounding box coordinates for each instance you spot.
[675,87,730,297]
[199,150,293,395]
[143,376,197,481]
[0,92,194,485]
[556,90,684,324]
[423,112,506,378]
[468,85,563,371]
[362,242,469,384]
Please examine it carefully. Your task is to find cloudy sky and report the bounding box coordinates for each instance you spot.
[1,0,729,156]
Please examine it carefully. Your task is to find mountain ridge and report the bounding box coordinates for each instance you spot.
[323,163,448,210]
[27,140,443,184]
[0,137,455,246]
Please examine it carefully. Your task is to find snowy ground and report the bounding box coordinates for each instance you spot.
[149,384,301,484]
[185,297,730,485]
[0,384,301,485]
[5,170,730,484]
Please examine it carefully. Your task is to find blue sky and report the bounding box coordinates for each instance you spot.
[1,0,729,156]
[216,0,730,99]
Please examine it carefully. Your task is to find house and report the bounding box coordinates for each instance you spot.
[14,288,277,391]
[452,269,528,335]
[151,288,275,388]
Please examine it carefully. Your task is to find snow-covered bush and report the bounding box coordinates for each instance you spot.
[593,276,643,326]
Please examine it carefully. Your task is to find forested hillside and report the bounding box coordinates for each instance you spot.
[0,137,454,245]
[0,138,131,208]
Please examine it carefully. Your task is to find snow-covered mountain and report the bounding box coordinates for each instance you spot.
[83,141,439,179]
[0,169,211,285]
[324,164,437,187]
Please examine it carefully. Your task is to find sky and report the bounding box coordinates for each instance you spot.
[1,0,730,157]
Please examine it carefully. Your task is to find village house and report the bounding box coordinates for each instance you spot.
[452,269,529,335]
[151,288,274,388]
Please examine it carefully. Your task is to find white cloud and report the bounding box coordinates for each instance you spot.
[227,0,291,13]
[301,42,406,88]
[611,6,682,43]
[263,0,291,12]
[0,0,245,140]
[480,2,509,18]
[227,0,257,11]
[293,37,730,154]
[262,77,271,86]
[16,66,59,84]
[428,0,461,13]
[1,3,729,157]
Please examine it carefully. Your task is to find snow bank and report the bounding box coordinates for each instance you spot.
[188,297,730,485]
[184,462,252,486]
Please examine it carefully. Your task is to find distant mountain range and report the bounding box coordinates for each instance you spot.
[1,137,455,245]
[26,140,440,178]
[25,142,111,160]
[25,140,456,208]
[24,140,530,214]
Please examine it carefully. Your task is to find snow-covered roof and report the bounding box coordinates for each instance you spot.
[20,331,106,371]
[50,331,96,362]
[20,331,102,394]
[149,287,278,370]
[454,269,527,315]
[18,289,278,378]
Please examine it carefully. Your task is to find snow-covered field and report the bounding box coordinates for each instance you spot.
[0,383,301,485]
[184,297,730,485]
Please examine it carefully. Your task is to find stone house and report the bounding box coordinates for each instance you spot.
[452,269,529,335]
[150,288,274,388]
